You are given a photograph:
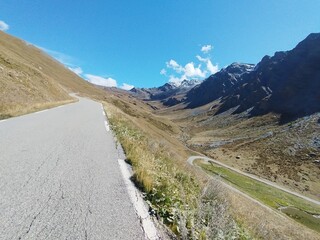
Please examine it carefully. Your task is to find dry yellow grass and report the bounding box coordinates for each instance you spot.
[102,92,320,239]
[2,28,319,239]
[0,99,77,119]
[103,99,248,238]
[0,31,109,118]
[103,98,248,238]
[103,101,201,233]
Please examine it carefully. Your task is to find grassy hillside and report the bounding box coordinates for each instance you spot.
[100,93,320,239]
[0,31,107,118]
[197,160,320,233]
[2,30,319,239]
[154,99,320,202]
[102,96,249,239]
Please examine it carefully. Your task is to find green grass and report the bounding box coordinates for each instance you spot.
[104,103,201,235]
[103,102,252,239]
[197,160,320,233]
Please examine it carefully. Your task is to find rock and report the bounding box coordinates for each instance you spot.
[308,153,317,158]
[236,155,241,159]
[184,33,320,122]
[185,63,255,108]
[162,97,182,107]
[131,80,201,103]
[148,207,156,216]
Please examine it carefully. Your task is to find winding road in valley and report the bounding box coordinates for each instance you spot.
[0,97,152,240]
[188,156,320,206]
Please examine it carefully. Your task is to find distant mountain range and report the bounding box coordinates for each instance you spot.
[187,33,320,122]
[185,63,255,108]
[133,33,320,122]
[130,79,201,106]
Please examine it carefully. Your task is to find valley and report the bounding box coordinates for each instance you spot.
[132,33,320,203]
[1,27,320,239]
[116,33,320,237]
[156,103,320,201]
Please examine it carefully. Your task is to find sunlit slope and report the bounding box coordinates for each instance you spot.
[0,31,106,118]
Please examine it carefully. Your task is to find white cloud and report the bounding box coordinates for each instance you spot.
[165,59,206,81]
[0,20,9,31]
[196,55,208,62]
[85,74,117,87]
[167,59,179,68]
[206,59,219,74]
[160,69,167,76]
[196,55,219,74]
[201,44,212,53]
[30,44,125,89]
[36,45,77,66]
[166,59,183,73]
[68,66,83,75]
[162,44,219,83]
[120,83,134,90]
[184,62,206,78]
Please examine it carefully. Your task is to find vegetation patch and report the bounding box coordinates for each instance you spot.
[103,101,247,239]
[0,99,76,120]
[198,161,320,233]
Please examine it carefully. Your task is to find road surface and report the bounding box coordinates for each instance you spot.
[0,98,146,239]
[188,156,320,205]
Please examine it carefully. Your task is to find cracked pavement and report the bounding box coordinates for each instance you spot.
[0,98,145,240]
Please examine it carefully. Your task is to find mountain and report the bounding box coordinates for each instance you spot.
[185,63,255,108]
[179,79,202,88]
[185,33,320,122]
[130,79,201,105]
[151,34,320,203]
[0,31,107,118]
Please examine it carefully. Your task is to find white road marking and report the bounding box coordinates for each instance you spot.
[102,105,109,131]
[35,109,48,114]
[104,121,110,132]
[1,97,145,239]
[118,159,159,240]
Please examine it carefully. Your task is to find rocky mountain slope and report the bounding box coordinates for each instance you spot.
[3,29,320,238]
[185,63,255,108]
[130,79,201,106]
[145,33,320,201]
[185,33,320,122]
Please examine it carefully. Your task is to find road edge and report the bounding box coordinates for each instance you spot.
[118,159,160,240]
[101,104,160,239]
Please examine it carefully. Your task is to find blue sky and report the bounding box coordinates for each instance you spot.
[1,1,320,89]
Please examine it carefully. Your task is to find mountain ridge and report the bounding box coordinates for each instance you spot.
[219,32,320,122]
[185,62,255,108]
[0,31,109,118]
[180,33,320,122]
[129,79,201,105]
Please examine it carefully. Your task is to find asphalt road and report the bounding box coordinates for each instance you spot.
[0,98,145,239]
